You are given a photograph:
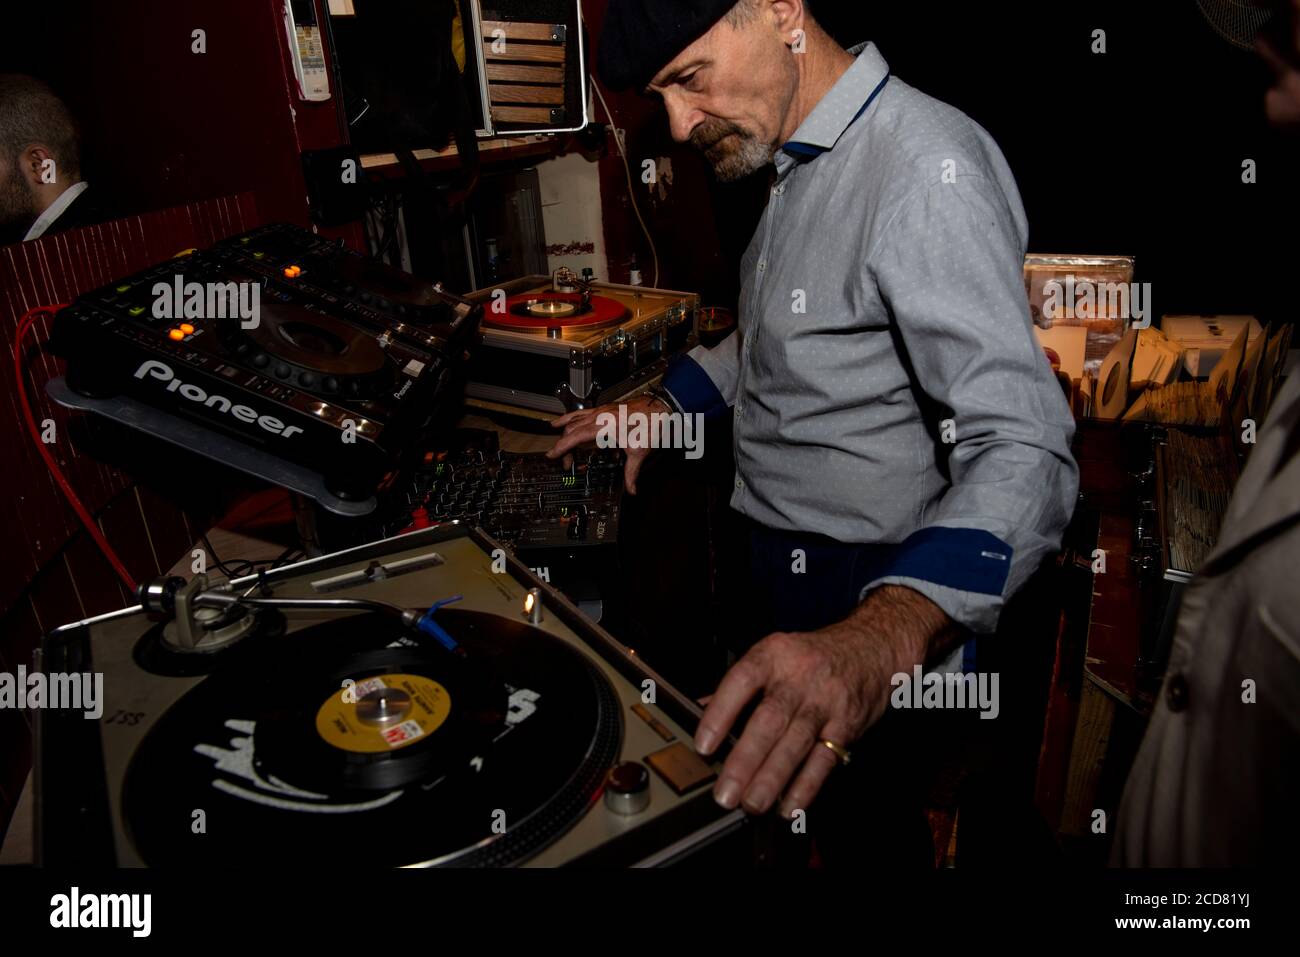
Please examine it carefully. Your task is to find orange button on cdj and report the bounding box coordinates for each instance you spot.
[179,323,195,334]
[167,328,185,341]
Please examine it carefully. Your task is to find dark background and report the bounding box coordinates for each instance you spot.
[594,0,1299,328]
[816,0,1297,326]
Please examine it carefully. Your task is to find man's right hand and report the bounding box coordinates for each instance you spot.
[546,395,666,494]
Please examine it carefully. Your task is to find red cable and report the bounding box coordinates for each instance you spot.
[13,305,137,591]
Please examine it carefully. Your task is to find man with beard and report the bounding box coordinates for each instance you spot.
[0,75,98,245]
[548,0,1077,864]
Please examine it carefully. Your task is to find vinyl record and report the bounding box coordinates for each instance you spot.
[121,609,622,867]
[491,293,628,330]
[1096,328,1138,419]
[253,640,508,792]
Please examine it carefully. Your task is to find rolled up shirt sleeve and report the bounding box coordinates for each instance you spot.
[863,174,1079,634]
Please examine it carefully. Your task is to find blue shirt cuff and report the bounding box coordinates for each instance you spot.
[661,353,729,419]
[871,526,1013,597]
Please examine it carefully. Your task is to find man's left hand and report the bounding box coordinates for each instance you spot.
[693,584,960,818]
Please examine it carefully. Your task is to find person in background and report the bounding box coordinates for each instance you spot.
[1114,0,1300,865]
[0,74,98,245]
[1258,0,1300,126]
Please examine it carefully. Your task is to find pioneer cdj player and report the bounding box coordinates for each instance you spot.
[35,524,745,867]
[211,223,477,342]
[50,225,481,500]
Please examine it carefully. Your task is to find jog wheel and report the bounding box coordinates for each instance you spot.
[218,299,394,398]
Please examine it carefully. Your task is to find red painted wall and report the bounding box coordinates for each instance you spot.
[2,0,352,231]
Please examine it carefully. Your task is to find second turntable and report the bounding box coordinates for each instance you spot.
[466,268,699,413]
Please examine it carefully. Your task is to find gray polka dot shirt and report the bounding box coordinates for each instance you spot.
[661,42,1079,634]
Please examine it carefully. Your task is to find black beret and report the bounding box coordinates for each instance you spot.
[597,0,739,91]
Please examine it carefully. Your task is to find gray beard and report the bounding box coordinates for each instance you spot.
[691,121,775,182]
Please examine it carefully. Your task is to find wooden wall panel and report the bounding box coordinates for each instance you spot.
[0,193,260,618]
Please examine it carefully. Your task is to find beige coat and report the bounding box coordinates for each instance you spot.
[1116,370,1300,866]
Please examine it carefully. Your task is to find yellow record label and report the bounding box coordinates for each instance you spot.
[316,673,452,753]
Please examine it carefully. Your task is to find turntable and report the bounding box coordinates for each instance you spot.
[35,524,744,867]
[466,268,699,413]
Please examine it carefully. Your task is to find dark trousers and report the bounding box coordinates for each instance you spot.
[743,523,939,868]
